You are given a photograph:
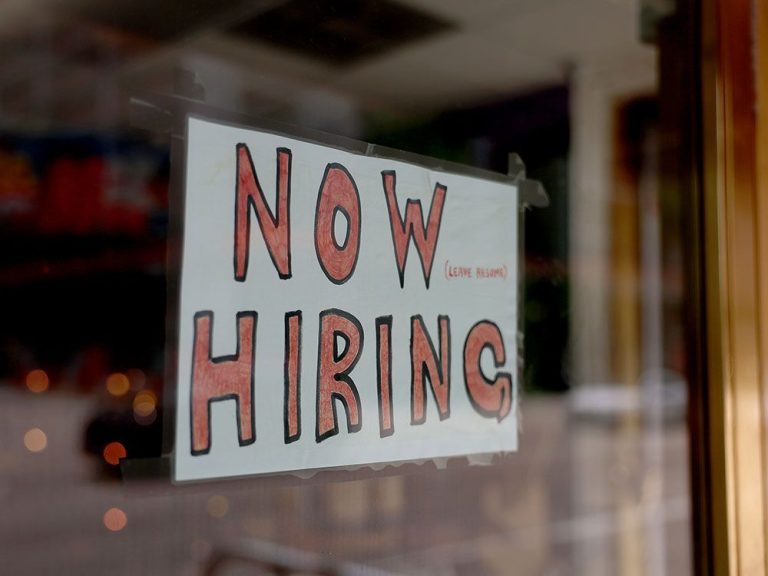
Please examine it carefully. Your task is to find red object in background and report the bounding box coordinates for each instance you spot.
[0,135,168,236]
[0,150,39,216]
[40,157,152,235]
[41,157,102,234]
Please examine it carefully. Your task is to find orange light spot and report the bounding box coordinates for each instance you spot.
[25,369,49,393]
[206,495,229,518]
[24,428,47,452]
[106,373,130,397]
[103,442,127,466]
[103,507,127,532]
[133,390,157,417]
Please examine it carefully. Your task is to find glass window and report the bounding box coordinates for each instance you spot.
[0,0,694,574]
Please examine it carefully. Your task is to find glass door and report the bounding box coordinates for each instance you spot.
[0,0,740,573]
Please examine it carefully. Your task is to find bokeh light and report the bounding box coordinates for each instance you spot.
[133,390,156,417]
[106,373,130,396]
[102,442,127,466]
[24,428,47,452]
[206,495,229,518]
[103,508,127,532]
[25,369,49,393]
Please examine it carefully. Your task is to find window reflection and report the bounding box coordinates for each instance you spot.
[0,0,691,574]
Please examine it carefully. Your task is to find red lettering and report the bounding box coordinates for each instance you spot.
[316,309,364,441]
[314,164,361,284]
[190,311,256,455]
[463,321,512,421]
[284,311,302,443]
[382,171,447,289]
[376,316,394,437]
[234,145,292,281]
[410,315,451,424]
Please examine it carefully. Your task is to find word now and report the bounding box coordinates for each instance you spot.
[234,145,447,288]
[189,310,512,455]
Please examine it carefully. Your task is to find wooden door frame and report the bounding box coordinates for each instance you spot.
[689,0,768,573]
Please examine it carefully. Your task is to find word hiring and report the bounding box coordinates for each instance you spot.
[188,144,513,455]
[190,310,513,454]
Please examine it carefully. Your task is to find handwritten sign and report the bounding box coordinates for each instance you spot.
[173,116,519,482]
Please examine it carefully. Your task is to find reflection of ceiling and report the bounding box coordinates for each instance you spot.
[0,0,655,131]
[228,0,454,65]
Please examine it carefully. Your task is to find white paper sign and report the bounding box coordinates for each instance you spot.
[174,116,518,482]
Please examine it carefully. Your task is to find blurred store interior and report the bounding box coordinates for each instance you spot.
[0,0,691,575]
